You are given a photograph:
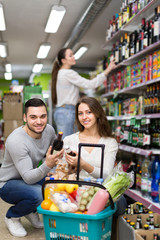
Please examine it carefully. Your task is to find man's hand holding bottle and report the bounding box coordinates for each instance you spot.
[45,146,64,168]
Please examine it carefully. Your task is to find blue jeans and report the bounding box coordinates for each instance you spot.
[0,178,45,218]
[114,195,127,216]
[54,105,77,139]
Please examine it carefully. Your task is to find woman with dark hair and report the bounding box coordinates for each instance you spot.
[51,48,116,138]
[64,96,127,216]
[63,96,118,180]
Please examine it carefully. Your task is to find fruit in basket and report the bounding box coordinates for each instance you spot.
[55,183,66,191]
[49,202,60,212]
[65,184,78,194]
[77,186,97,211]
[41,199,52,210]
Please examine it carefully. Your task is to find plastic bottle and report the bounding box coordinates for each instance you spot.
[151,155,160,202]
[141,157,150,197]
[87,189,109,215]
[147,155,154,199]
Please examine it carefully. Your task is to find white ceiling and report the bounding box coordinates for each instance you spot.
[0,0,123,80]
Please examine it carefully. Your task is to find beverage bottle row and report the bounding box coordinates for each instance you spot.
[144,83,160,114]
[120,118,149,149]
[135,155,160,203]
[106,0,151,41]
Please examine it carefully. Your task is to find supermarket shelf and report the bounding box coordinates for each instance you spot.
[125,189,160,214]
[107,113,160,121]
[118,144,160,156]
[118,144,153,156]
[122,40,160,66]
[102,0,158,50]
[102,77,160,98]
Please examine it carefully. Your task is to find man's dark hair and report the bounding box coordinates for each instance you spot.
[25,98,47,114]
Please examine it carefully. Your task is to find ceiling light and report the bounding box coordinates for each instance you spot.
[45,5,66,33]
[4,72,12,80]
[0,3,6,31]
[32,63,43,73]
[5,63,12,72]
[37,43,51,59]
[74,46,88,60]
[0,43,7,58]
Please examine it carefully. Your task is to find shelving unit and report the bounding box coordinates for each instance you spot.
[101,0,160,214]
[118,144,160,157]
[125,189,160,214]
[102,0,159,50]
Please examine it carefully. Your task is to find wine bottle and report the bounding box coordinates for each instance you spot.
[51,131,63,154]
[153,7,159,43]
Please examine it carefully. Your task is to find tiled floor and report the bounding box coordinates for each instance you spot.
[0,198,45,239]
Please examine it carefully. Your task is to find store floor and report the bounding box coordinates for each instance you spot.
[0,198,45,240]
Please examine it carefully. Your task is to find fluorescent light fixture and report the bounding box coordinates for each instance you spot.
[0,3,6,31]
[4,72,12,80]
[37,43,51,59]
[32,63,43,73]
[5,63,12,72]
[74,46,88,60]
[45,5,66,33]
[0,43,7,58]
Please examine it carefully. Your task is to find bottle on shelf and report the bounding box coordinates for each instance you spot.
[143,118,151,150]
[144,20,149,49]
[51,132,63,154]
[125,33,130,60]
[148,19,154,46]
[148,155,154,199]
[141,157,150,197]
[136,157,142,190]
[115,41,120,64]
[153,7,159,43]
[151,155,160,202]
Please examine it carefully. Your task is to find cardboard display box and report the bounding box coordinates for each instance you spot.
[4,120,23,138]
[136,229,160,240]
[3,102,23,120]
[118,213,160,240]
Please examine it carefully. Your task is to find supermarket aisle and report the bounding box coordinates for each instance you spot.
[0,198,45,240]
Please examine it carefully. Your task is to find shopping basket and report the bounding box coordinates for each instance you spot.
[37,143,117,240]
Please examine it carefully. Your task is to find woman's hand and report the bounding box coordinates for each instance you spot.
[65,151,78,167]
[45,146,64,168]
[104,59,116,76]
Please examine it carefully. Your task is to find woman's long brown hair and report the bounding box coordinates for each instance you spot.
[51,48,69,105]
[75,96,113,138]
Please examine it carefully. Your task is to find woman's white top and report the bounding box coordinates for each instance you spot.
[56,69,106,107]
[63,132,118,181]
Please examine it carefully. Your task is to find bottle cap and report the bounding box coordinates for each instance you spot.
[96,178,104,184]
[84,177,91,182]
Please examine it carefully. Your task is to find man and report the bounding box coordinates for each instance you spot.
[0,98,63,237]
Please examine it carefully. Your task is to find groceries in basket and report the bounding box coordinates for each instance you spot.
[41,162,133,214]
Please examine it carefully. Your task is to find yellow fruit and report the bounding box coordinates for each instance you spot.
[65,184,78,194]
[49,203,60,212]
[55,183,66,191]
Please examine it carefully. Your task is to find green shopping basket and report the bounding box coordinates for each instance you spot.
[37,143,117,240]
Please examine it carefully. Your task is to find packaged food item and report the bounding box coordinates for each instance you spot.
[87,189,109,215]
